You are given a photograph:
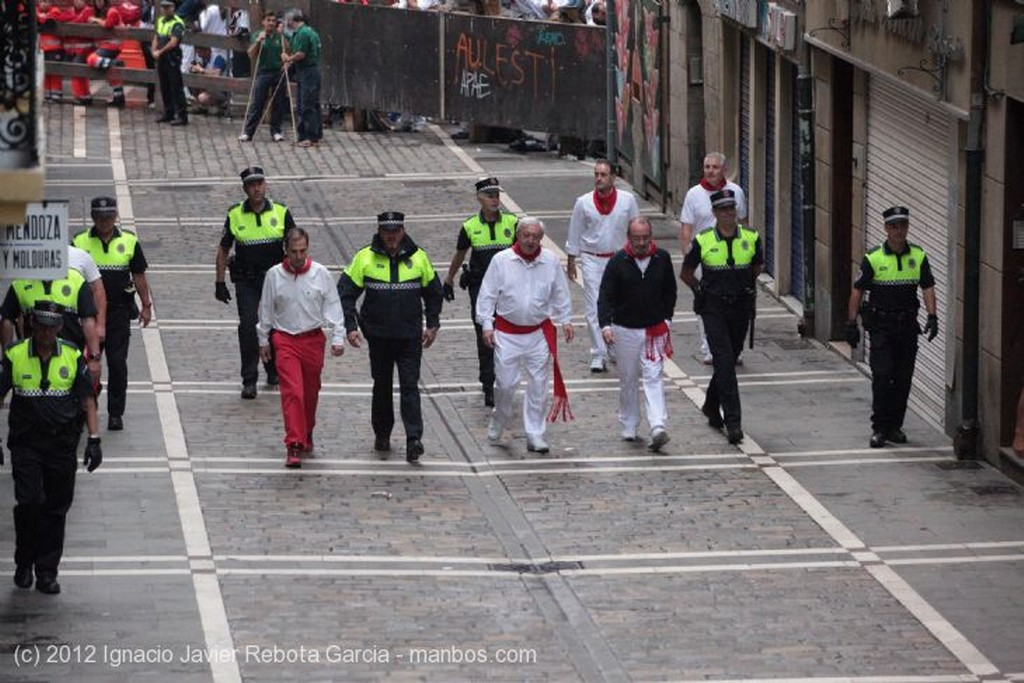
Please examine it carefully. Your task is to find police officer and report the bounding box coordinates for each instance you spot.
[152,0,187,125]
[1,301,103,595]
[338,212,444,463]
[215,166,296,399]
[442,177,516,407]
[73,196,152,431]
[845,206,938,448]
[679,189,762,445]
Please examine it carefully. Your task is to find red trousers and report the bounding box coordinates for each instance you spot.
[270,329,325,450]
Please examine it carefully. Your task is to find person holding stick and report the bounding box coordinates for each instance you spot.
[238,10,288,142]
[283,11,321,148]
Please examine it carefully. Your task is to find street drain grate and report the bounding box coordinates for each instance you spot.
[489,561,583,574]
[970,485,1021,496]
[935,461,983,470]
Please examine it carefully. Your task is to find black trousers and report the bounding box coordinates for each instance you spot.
[702,305,750,430]
[157,51,187,121]
[105,305,132,418]
[235,277,275,385]
[367,336,423,442]
[468,283,494,390]
[242,70,287,138]
[11,442,78,579]
[868,322,919,433]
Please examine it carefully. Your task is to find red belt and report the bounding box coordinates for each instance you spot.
[582,250,615,258]
[494,316,544,334]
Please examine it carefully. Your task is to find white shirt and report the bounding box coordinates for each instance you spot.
[68,246,101,283]
[565,189,640,256]
[199,4,229,62]
[476,248,572,330]
[679,180,747,232]
[257,261,346,347]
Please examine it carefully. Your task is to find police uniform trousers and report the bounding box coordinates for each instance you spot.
[104,304,133,419]
[11,442,78,580]
[579,253,611,363]
[367,336,423,442]
[701,303,750,430]
[868,320,919,434]
[492,328,550,440]
[468,282,495,391]
[156,50,187,121]
[611,325,667,438]
[235,276,276,385]
[270,328,324,450]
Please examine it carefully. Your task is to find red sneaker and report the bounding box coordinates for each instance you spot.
[285,445,302,469]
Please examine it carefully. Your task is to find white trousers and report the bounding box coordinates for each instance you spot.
[493,329,551,439]
[580,252,610,362]
[612,325,667,435]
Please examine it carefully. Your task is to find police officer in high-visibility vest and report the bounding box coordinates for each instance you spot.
[441,177,516,407]
[152,0,188,125]
[338,212,444,463]
[215,166,297,399]
[1,301,103,595]
[845,206,938,448]
[0,258,102,387]
[72,196,153,432]
[680,189,762,445]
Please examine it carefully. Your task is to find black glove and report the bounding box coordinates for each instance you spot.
[692,283,706,316]
[0,444,4,466]
[845,320,860,348]
[215,281,231,304]
[923,314,939,342]
[442,282,455,302]
[83,436,103,472]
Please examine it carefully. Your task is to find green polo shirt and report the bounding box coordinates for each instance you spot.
[251,31,284,72]
[289,24,320,67]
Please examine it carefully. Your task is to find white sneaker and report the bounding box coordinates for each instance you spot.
[487,418,503,442]
[272,132,285,142]
[589,357,607,373]
[649,428,670,453]
[526,436,550,454]
[237,133,250,142]
[621,429,638,442]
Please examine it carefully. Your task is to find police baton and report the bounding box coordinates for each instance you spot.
[748,288,757,350]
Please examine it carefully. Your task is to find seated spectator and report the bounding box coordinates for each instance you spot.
[227,0,250,77]
[187,46,230,114]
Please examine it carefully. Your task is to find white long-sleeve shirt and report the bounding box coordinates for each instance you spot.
[476,248,572,330]
[257,261,346,347]
[565,189,640,256]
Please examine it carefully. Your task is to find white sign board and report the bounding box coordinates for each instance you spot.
[0,201,69,280]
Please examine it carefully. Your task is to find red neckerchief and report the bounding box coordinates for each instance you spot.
[282,257,312,278]
[593,187,618,215]
[624,239,657,259]
[700,177,726,192]
[512,241,540,262]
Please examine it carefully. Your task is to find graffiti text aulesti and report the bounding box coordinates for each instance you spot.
[452,31,557,100]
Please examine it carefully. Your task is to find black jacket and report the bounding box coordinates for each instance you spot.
[597,248,677,329]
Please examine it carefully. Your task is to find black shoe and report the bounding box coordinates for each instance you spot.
[727,428,744,445]
[887,428,908,444]
[702,403,724,429]
[169,118,189,126]
[156,115,173,123]
[266,370,279,387]
[108,415,124,431]
[13,565,32,589]
[241,384,257,400]
[870,431,887,448]
[35,576,61,594]
[108,95,125,108]
[374,436,390,452]
[74,97,93,106]
[483,385,494,408]
[406,439,424,463]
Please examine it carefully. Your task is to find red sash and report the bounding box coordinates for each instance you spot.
[494,316,573,422]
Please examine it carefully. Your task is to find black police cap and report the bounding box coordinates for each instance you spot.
[710,189,737,209]
[32,300,66,327]
[240,166,266,184]
[91,196,118,214]
[882,206,910,224]
[377,211,405,231]
[475,177,502,194]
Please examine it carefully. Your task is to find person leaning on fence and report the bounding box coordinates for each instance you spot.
[86,0,143,108]
[283,11,322,148]
[238,10,289,142]
[65,0,98,106]
[153,0,188,125]
[38,0,68,102]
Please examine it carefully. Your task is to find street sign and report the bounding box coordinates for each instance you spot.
[0,201,69,280]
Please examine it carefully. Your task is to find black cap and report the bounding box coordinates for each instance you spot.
[475,177,502,194]
[883,206,910,224]
[377,211,405,231]
[240,166,266,184]
[91,196,118,214]
[159,0,175,6]
[710,189,737,209]
[31,300,66,327]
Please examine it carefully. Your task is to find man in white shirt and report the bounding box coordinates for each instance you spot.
[679,152,748,364]
[477,218,574,454]
[68,245,107,344]
[566,160,640,372]
[257,228,345,468]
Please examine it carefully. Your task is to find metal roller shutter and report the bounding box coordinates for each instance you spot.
[739,37,751,195]
[790,63,804,300]
[764,51,776,276]
[865,77,953,427]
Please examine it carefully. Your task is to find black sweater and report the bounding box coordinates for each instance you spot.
[597,248,677,329]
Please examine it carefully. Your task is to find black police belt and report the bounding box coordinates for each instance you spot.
[866,306,916,322]
[705,289,754,306]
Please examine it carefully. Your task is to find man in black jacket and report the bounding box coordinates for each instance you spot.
[598,217,677,452]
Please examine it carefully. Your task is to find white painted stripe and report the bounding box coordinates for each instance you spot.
[555,547,848,563]
[190,452,743,466]
[216,554,525,564]
[219,567,536,578]
[427,123,485,173]
[783,456,954,467]
[193,464,751,477]
[690,369,861,380]
[560,560,861,576]
[106,110,241,683]
[86,467,170,473]
[873,540,1024,553]
[886,554,1024,566]
[668,677,976,683]
[61,555,188,563]
[774,445,955,458]
[761,467,866,549]
[55,568,192,577]
[865,564,999,677]
[73,105,87,157]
